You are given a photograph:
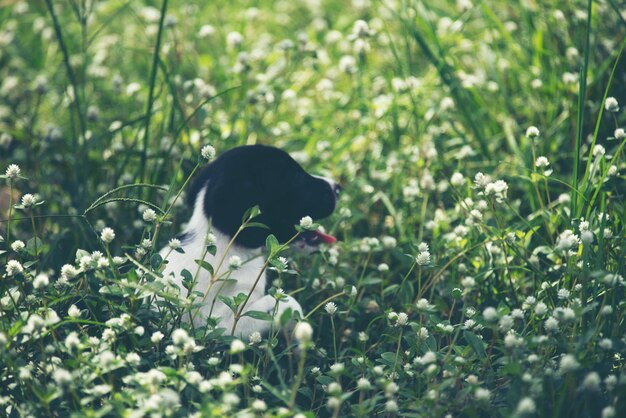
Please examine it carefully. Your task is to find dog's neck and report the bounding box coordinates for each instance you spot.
[182,187,264,277]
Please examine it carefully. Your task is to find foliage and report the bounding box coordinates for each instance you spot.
[1,0,625,417]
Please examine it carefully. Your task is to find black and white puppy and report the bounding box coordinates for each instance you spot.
[160,145,338,337]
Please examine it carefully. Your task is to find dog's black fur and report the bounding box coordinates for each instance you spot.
[186,144,338,248]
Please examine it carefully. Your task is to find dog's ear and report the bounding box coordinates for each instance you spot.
[202,170,276,247]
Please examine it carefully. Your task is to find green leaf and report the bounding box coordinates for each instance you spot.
[194,259,214,275]
[218,295,237,313]
[241,205,261,223]
[181,269,194,290]
[361,278,382,286]
[378,352,398,367]
[150,253,163,269]
[206,244,216,256]
[241,310,273,321]
[245,222,270,230]
[463,331,487,359]
[266,234,279,255]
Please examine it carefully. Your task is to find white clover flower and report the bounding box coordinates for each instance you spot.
[168,238,181,250]
[171,329,190,346]
[273,288,286,300]
[339,55,357,74]
[464,319,476,329]
[21,193,37,207]
[535,302,548,315]
[142,208,157,222]
[226,31,244,48]
[249,331,262,344]
[607,165,618,176]
[504,333,522,348]
[462,276,475,288]
[535,156,550,168]
[544,317,559,332]
[150,331,165,344]
[580,372,601,391]
[559,354,579,373]
[475,387,491,401]
[33,274,49,289]
[11,240,25,252]
[5,259,23,276]
[327,397,341,410]
[378,263,389,272]
[5,164,20,178]
[482,307,498,322]
[416,298,434,311]
[555,230,580,252]
[466,374,479,385]
[600,305,613,316]
[198,24,215,38]
[382,236,397,248]
[385,400,398,413]
[416,251,431,266]
[604,97,619,112]
[206,233,216,246]
[526,126,540,138]
[228,255,242,270]
[557,288,570,300]
[100,227,115,243]
[602,406,616,418]
[498,315,514,331]
[599,338,613,350]
[593,144,606,158]
[358,331,369,342]
[201,145,216,160]
[230,339,245,354]
[293,321,313,344]
[52,368,72,385]
[68,304,81,318]
[274,256,288,271]
[299,216,314,229]
[251,399,267,411]
[325,302,337,315]
[416,351,437,365]
[396,312,409,326]
[614,128,625,139]
[516,397,536,414]
[330,363,345,374]
[65,331,80,351]
[474,172,491,189]
[357,377,371,390]
[604,375,617,391]
[484,180,509,202]
[450,172,465,187]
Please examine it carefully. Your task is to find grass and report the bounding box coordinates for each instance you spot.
[1,0,625,417]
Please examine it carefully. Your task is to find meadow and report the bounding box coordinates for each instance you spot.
[1,0,626,416]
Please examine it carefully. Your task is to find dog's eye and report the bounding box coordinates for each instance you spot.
[333,184,341,196]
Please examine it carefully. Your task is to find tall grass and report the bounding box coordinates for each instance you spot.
[1,0,625,416]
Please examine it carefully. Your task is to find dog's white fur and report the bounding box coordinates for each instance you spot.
[160,187,303,338]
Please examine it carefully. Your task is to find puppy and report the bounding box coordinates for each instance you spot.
[160,145,338,338]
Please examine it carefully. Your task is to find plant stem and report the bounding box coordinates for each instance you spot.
[140,0,169,182]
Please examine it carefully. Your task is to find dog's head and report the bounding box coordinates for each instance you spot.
[188,145,339,249]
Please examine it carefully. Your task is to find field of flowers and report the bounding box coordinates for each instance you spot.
[1,0,626,416]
